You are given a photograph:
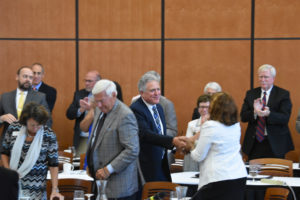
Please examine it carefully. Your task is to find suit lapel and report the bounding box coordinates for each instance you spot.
[139,98,157,130]
[9,90,18,117]
[267,86,276,107]
[94,100,120,149]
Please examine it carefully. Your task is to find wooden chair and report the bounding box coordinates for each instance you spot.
[141,181,179,200]
[80,153,86,170]
[47,178,92,200]
[249,158,293,177]
[264,187,289,200]
[285,150,300,163]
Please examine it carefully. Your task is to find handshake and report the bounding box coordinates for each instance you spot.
[172,136,195,154]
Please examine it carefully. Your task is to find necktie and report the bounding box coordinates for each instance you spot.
[86,114,106,178]
[152,106,162,134]
[256,92,267,142]
[17,91,25,119]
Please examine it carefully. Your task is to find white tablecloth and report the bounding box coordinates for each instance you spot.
[47,170,93,181]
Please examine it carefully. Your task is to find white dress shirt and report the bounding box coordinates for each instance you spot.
[191,120,247,189]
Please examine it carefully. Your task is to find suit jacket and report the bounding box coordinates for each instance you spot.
[0,167,19,200]
[66,89,90,148]
[159,96,178,137]
[130,97,173,182]
[296,109,300,133]
[38,82,57,112]
[0,89,52,139]
[87,100,139,198]
[240,85,294,157]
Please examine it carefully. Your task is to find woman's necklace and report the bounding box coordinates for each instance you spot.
[26,132,35,138]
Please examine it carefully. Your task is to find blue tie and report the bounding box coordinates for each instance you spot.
[152,106,162,134]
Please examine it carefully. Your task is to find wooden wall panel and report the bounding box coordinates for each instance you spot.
[165,0,251,38]
[0,41,76,150]
[79,0,161,38]
[0,0,75,38]
[79,41,161,105]
[255,0,300,37]
[164,41,250,137]
[254,40,300,150]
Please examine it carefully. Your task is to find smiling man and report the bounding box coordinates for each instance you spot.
[0,66,51,146]
[130,71,187,185]
[240,64,294,159]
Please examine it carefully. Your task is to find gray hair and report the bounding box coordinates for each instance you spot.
[138,72,160,92]
[145,70,161,81]
[92,79,117,97]
[204,82,222,93]
[258,64,276,77]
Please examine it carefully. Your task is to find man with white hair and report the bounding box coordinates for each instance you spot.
[191,81,222,120]
[86,79,139,199]
[241,64,294,159]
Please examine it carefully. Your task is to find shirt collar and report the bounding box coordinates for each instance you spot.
[32,81,42,91]
[17,88,28,95]
[261,85,273,96]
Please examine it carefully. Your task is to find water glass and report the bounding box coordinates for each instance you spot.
[170,191,178,200]
[176,186,188,200]
[249,164,261,181]
[73,190,85,200]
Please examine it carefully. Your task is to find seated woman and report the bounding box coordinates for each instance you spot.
[183,94,211,171]
[1,102,63,200]
[190,92,247,200]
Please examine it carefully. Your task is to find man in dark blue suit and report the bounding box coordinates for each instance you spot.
[130,72,186,182]
[31,63,57,112]
[0,166,19,200]
[241,64,294,159]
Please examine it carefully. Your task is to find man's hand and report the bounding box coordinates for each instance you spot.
[0,114,17,124]
[172,136,186,150]
[253,98,263,114]
[96,167,110,180]
[79,97,92,113]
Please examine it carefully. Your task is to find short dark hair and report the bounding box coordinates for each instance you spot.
[17,66,31,75]
[209,92,238,126]
[196,94,211,106]
[19,102,49,125]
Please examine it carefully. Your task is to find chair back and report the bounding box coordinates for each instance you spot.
[264,187,289,200]
[285,150,300,163]
[249,158,293,177]
[80,153,86,170]
[58,151,74,171]
[141,181,179,200]
[47,178,92,200]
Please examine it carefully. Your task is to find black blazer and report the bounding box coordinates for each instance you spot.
[38,82,57,112]
[66,89,90,148]
[240,85,294,157]
[0,167,19,200]
[130,97,173,182]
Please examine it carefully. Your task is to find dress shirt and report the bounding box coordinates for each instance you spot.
[191,120,247,189]
[141,98,164,135]
[32,81,42,91]
[15,88,28,111]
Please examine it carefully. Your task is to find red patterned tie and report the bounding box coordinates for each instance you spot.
[256,92,267,142]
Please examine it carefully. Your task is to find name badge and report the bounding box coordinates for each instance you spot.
[12,131,20,137]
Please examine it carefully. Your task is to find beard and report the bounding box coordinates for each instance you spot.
[18,80,32,91]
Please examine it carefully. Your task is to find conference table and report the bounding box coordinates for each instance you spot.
[171,171,300,200]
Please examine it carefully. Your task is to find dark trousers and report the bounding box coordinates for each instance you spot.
[191,177,247,200]
[248,137,278,160]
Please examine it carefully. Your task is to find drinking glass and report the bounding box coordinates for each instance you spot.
[85,193,94,200]
[73,190,85,200]
[69,146,76,157]
[176,186,188,200]
[249,164,261,181]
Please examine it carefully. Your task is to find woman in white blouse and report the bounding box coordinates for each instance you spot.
[183,94,211,171]
[191,92,247,200]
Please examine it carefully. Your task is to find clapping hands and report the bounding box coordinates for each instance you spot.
[253,98,270,117]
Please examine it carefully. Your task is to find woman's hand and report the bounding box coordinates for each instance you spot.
[50,190,64,200]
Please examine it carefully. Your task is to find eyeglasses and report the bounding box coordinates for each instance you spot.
[199,106,209,109]
[84,79,96,83]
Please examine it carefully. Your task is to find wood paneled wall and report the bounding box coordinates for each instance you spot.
[0,0,299,151]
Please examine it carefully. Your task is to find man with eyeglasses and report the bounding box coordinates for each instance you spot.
[241,64,294,160]
[0,66,51,147]
[31,63,57,112]
[66,70,101,156]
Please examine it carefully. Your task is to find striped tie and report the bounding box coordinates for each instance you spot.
[152,105,162,134]
[17,91,25,119]
[256,92,266,142]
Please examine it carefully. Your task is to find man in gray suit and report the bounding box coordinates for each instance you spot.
[0,66,51,144]
[86,79,139,199]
